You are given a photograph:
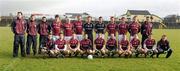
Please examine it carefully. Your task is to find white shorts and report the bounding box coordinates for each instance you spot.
[76,34,83,41]
[118,35,124,42]
[107,36,111,39]
[130,35,135,41]
[96,34,105,39]
[65,36,72,41]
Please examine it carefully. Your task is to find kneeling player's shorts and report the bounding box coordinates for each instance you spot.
[56,45,67,51]
[65,36,72,41]
[121,47,128,51]
[96,46,103,50]
[70,46,77,49]
[76,34,83,41]
[106,46,116,51]
[80,46,92,51]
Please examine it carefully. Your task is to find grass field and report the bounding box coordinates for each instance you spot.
[0,27,180,71]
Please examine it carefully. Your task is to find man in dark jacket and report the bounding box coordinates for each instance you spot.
[141,17,153,48]
[156,35,173,58]
[37,17,51,54]
[11,12,26,57]
[26,15,38,56]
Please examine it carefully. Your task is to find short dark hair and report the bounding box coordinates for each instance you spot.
[42,16,46,19]
[87,16,92,18]
[99,16,102,19]
[30,15,35,18]
[146,16,150,19]
[17,12,23,15]
[55,14,59,18]
[110,16,114,19]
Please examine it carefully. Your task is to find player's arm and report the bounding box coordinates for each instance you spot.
[77,42,80,49]
[143,39,148,50]
[102,40,106,49]
[48,23,52,35]
[94,24,97,33]
[127,42,131,51]
[93,40,96,50]
[67,41,71,50]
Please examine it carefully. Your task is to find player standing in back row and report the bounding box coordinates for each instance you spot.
[141,16,153,48]
[128,16,141,41]
[94,16,106,38]
[73,16,83,41]
[106,16,117,39]
[83,16,94,44]
[118,17,128,42]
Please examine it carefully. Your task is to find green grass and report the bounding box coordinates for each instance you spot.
[0,27,180,71]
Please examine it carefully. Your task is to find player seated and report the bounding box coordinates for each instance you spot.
[130,34,144,57]
[156,35,173,58]
[52,34,70,58]
[106,34,117,57]
[80,34,93,57]
[93,33,106,57]
[41,35,54,57]
[143,34,157,58]
[67,33,81,57]
[118,35,132,57]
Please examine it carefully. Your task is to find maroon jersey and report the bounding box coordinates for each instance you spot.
[107,23,117,36]
[130,38,140,48]
[119,40,129,50]
[74,21,83,34]
[52,21,62,36]
[69,38,79,49]
[27,21,37,36]
[12,18,26,35]
[63,23,73,36]
[141,21,153,36]
[129,21,141,36]
[144,38,156,49]
[106,38,117,47]
[80,39,92,49]
[46,39,54,49]
[94,37,105,49]
[55,39,66,49]
[38,22,49,36]
[118,23,128,35]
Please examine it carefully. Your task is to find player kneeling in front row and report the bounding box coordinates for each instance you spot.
[118,35,132,57]
[143,35,157,58]
[156,35,173,58]
[67,33,81,57]
[93,33,106,57]
[80,34,93,57]
[50,34,70,58]
[106,34,117,57]
[41,35,54,57]
[130,34,144,57]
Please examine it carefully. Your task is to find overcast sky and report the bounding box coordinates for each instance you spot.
[0,0,180,18]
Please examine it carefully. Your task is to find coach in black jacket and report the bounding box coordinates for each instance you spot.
[141,17,153,48]
[156,35,173,58]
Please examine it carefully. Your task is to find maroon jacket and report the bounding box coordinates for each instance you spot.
[37,21,51,36]
[11,18,27,35]
[27,20,38,36]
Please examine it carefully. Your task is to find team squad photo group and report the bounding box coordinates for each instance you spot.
[11,12,173,59]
